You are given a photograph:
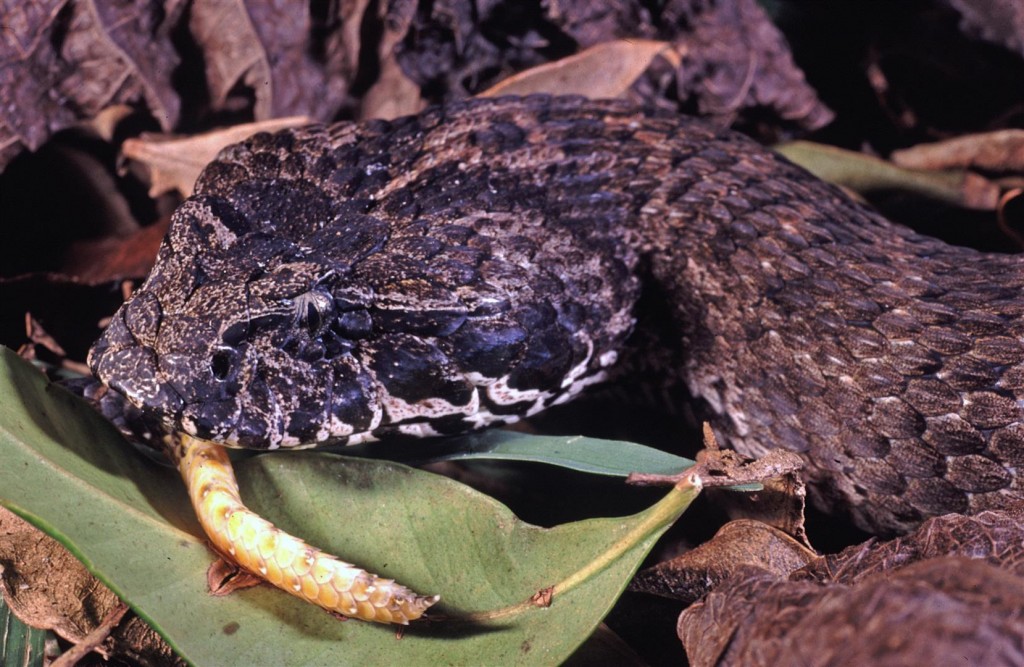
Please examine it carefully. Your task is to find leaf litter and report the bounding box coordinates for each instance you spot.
[679,509,1024,667]
[0,508,184,667]
[3,1,1024,664]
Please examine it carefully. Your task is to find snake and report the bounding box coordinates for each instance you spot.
[87,95,1023,623]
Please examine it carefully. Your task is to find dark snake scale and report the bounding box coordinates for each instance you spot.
[90,96,1023,537]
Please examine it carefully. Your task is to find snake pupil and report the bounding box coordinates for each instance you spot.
[306,302,322,336]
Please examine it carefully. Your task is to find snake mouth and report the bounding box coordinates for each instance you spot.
[91,343,290,450]
[91,307,389,450]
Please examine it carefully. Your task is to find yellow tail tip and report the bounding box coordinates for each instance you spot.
[173,433,438,624]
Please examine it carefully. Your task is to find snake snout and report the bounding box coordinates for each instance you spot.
[90,342,185,422]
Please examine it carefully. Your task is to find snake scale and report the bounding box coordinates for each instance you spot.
[88,95,1023,622]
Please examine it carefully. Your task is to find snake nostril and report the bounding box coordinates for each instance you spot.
[210,349,233,380]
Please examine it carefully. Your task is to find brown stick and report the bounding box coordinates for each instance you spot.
[52,602,129,667]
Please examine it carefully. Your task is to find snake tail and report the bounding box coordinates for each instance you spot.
[173,433,439,624]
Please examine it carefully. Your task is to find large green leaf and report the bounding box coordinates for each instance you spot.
[0,595,47,667]
[340,429,695,476]
[0,348,699,665]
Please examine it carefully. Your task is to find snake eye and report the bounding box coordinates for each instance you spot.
[294,288,334,339]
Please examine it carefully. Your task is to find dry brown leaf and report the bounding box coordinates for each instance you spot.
[631,520,816,605]
[64,216,170,284]
[51,603,129,667]
[121,117,311,198]
[678,509,1024,667]
[83,105,138,143]
[336,0,375,82]
[694,424,809,543]
[706,466,809,548]
[187,0,349,121]
[0,508,184,667]
[693,446,805,490]
[24,313,67,359]
[478,39,676,99]
[662,0,833,129]
[997,188,1024,250]
[206,557,263,596]
[362,57,426,121]
[629,425,807,544]
[360,0,424,120]
[1,275,130,366]
[394,0,830,131]
[629,426,809,560]
[0,0,180,171]
[892,129,1024,173]
[943,0,1024,58]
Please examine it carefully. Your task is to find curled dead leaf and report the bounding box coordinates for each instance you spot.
[0,0,180,171]
[997,188,1024,250]
[83,105,138,143]
[944,0,1024,58]
[704,463,808,547]
[361,57,425,121]
[187,0,349,121]
[121,117,311,198]
[50,602,129,667]
[892,129,1024,173]
[206,558,263,597]
[0,507,183,667]
[478,40,677,99]
[678,509,1024,667]
[631,520,816,605]
[628,440,803,492]
[393,0,830,130]
[360,0,423,121]
[531,587,555,608]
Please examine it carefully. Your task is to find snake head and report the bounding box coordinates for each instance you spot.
[89,181,633,450]
[89,195,389,449]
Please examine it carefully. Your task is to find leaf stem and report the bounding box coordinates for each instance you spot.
[460,471,702,622]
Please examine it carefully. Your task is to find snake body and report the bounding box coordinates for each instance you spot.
[89,96,1023,618]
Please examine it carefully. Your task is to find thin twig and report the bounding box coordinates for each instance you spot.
[52,602,129,667]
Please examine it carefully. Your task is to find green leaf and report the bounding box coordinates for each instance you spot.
[0,596,48,667]
[775,140,999,210]
[339,429,695,476]
[0,347,699,666]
